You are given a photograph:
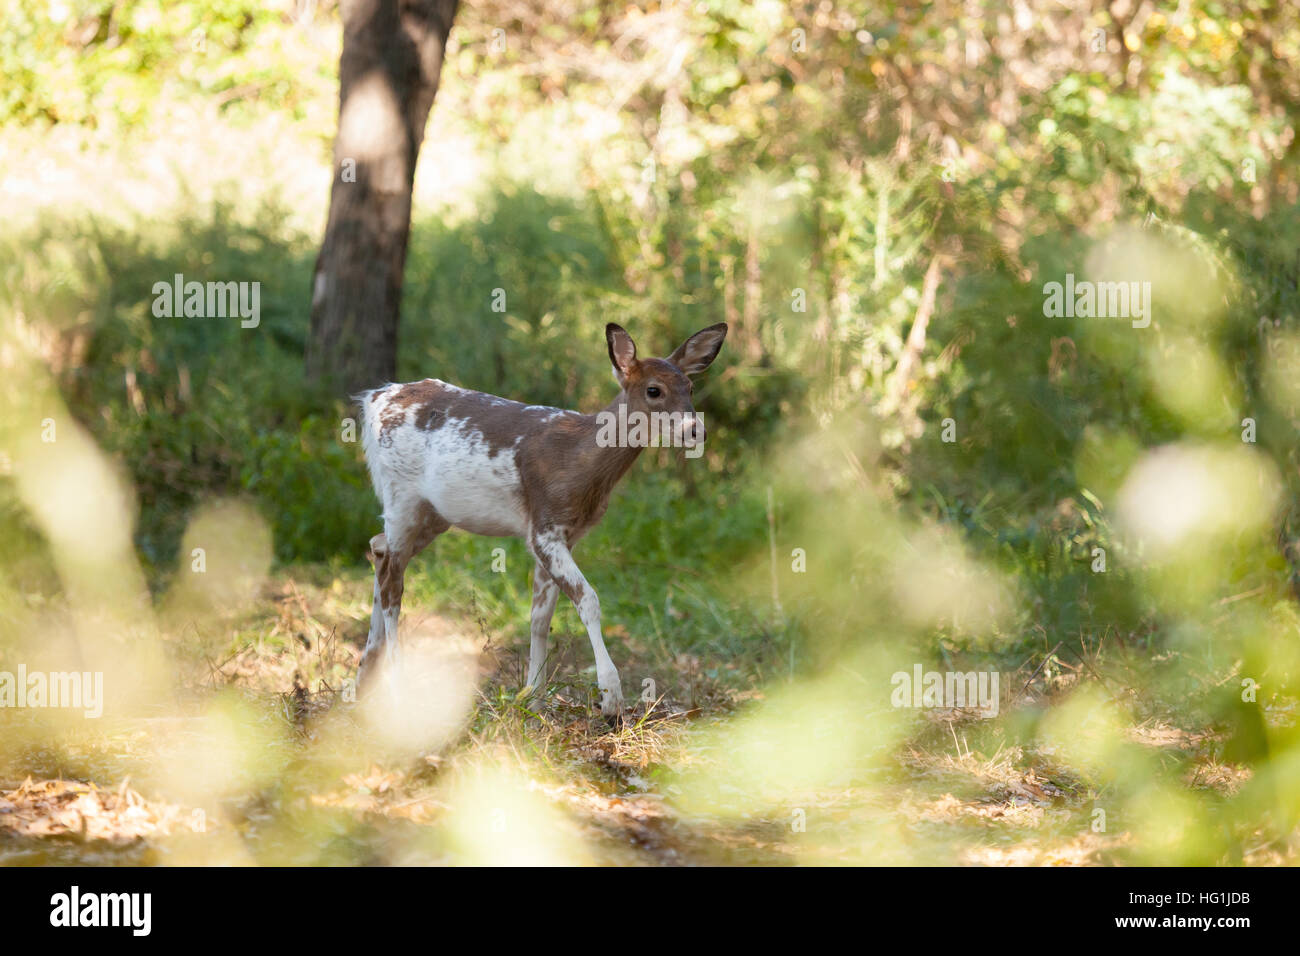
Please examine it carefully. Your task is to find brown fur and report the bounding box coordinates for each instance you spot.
[376,499,447,608]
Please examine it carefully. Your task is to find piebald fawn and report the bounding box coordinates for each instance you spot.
[355,322,728,715]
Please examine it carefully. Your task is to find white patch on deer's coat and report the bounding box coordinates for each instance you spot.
[420,419,527,536]
[361,384,529,538]
[523,404,569,420]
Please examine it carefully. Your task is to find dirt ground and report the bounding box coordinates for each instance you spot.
[0,572,1292,866]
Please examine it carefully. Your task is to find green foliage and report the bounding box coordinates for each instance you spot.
[5,0,1300,866]
[0,0,325,127]
[4,0,1298,650]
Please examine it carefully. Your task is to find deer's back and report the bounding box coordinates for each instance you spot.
[359,379,579,538]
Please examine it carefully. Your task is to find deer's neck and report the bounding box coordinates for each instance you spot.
[568,392,645,501]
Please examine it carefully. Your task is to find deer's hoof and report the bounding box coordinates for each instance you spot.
[599,686,624,718]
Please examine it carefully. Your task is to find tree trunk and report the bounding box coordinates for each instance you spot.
[306,0,459,396]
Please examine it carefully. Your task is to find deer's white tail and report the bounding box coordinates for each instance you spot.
[354,388,389,502]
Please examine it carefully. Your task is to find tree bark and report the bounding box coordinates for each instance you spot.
[306,0,459,396]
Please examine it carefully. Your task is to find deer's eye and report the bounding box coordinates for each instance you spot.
[646,385,662,398]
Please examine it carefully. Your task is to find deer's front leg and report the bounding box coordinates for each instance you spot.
[529,528,623,716]
[525,562,559,698]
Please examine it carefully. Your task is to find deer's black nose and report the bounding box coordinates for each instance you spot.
[682,415,705,445]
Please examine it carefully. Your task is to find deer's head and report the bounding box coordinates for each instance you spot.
[606,322,727,449]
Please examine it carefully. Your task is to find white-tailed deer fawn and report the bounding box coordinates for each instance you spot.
[354,322,727,715]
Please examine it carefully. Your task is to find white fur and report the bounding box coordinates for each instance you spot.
[360,381,561,538]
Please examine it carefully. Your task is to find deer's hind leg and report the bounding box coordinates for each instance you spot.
[525,562,559,698]
[358,497,449,693]
[357,537,391,691]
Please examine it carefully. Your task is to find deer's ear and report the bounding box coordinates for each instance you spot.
[669,323,728,376]
[606,323,638,385]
